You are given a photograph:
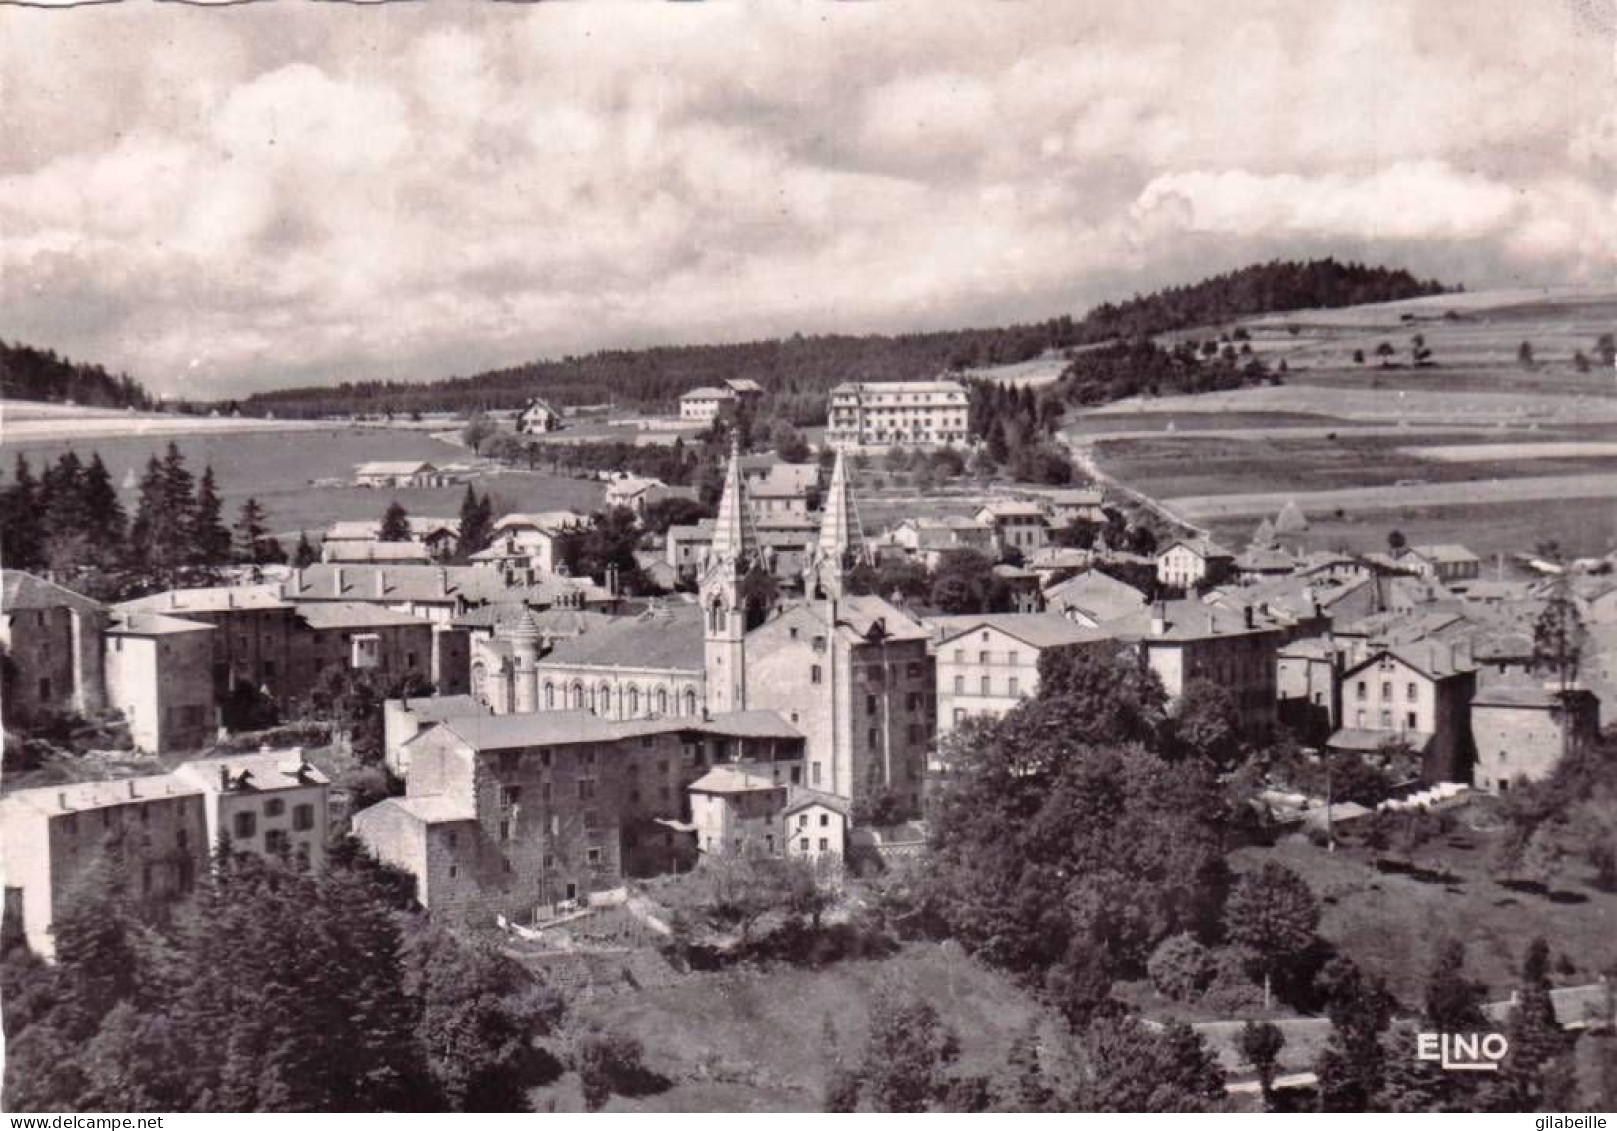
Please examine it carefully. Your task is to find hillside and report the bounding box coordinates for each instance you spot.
[234,259,1452,421]
[0,340,155,411]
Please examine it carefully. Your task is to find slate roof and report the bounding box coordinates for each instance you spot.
[354,461,435,476]
[118,585,290,615]
[2,773,200,817]
[108,611,215,637]
[688,766,781,794]
[175,749,329,792]
[540,603,706,671]
[373,795,478,825]
[930,612,1110,650]
[294,602,430,630]
[2,572,104,615]
[389,693,483,723]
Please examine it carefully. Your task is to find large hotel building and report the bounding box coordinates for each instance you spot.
[824,379,970,450]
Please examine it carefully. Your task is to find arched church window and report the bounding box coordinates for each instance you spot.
[684,688,698,716]
[544,682,555,709]
[470,663,487,705]
[628,685,640,716]
[655,686,669,715]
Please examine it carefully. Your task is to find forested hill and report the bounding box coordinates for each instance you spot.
[235,257,1452,421]
[0,340,155,410]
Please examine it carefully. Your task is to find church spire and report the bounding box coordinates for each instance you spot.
[806,449,867,600]
[706,437,759,572]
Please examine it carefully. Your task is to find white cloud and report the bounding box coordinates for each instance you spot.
[0,0,1609,396]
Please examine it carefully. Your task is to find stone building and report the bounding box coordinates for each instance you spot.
[974,501,1051,558]
[104,612,217,753]
[930,613,1110,736]
[1156,538,1236,591]
[1333,643,1478,783]
[1470,682,1601,794]
[353,709,803,924]
[173,750,331,873]
[0,572,106,720]
[0,775,209,959]
[679,385,738,424]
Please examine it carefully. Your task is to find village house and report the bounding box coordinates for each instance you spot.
[679,386,738,424]
[605,477,700,517]
[782,793,849,861]
[1388,544,1483,585]
[173,750,331,873]
[1470,681,1601,794]
[104,612,217,753]
[322,540,433,565]
[483,511,588,574]
[517,397,562,434]
[321,516,462,562]
[1,572,106,720]
[1043,569,1150,627]
[723,377,764,413]
[748,463,820,518]
[885,515,997,570]
[1109,599,1284,742]
[353,709,803,925]
[1333,643,1477,783]
[1155,537,1236,591]
[929,613,1110,736]
[283,563,611,625]
[666,520,716,583]
[824,379,970,450]
[0,775,209,959]
[1044,486,1108,526]
[974,501,1051,557]
[383,693,485,776]
[689,766,789,856]
[352,460,449,489]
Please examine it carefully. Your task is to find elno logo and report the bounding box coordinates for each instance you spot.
[1416,1031,1509,1072]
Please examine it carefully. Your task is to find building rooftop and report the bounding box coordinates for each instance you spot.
[323,541,433,564]
[175,749,330,793]
[118,585,291,615]
[389,693,484,723]
[294,602,433,630]
[829,379,966,396]
[1,773,199,818]
[286,564,610,607]
[930,612,1111,650]
[2,572,104,616]
[375,795,478,825]
[1412,544,1481,565]
[1472,682,1597,709]
[541,602,705,671]
[1044,570,1150,622]
[108,611,216,637]
[1159,537,1235,561]
[681,386,737,400]
[688,766,781,795]
[493,511,589,533]
[1108,598,1283,642]
[354,460,436,476]
[782,788,851,817]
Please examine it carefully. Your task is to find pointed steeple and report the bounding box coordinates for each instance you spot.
[806,450,867,599]
[706,438,759,571]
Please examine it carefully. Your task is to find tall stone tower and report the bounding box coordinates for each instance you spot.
[804,449,868,601]
[510,609,541,714]
[700,440,760,714]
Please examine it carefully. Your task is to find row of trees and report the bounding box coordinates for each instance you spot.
[230,259,1447,422]
[1,340,155,409]
[2,841,564,1111]
[1,446,286,593]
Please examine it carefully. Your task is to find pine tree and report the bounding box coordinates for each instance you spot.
[190,466,232,567]
[1488,938,1576,1111]
[1238,1020,1285,1110]
[457,486,493,559]
[379,501,411,542]
[1,454,45,570]
[291,530,319,569]
[233,498,270,563]
[81,453,126,551]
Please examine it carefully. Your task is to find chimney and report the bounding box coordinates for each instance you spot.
[293,567,304,594]
[127,780,137,799]
[1244,605,1254,630]
[219,764,230,792]
[1150,601,1167,637]
[58,791,68,810]
[227,591,236,609]
[438,567,449,597]
[375,569,387,598]
[333,566,346,596]
[169,590,179,609]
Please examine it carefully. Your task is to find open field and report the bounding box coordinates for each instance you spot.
[530,942,1047,1112]
[1231,824,1617,1009]
[1204,495,1617,563]
[1405,441,1617,462]
[1165,472,1617,525]
[0,398,341,443]
[959,351,1070,388]
[5,427,604,539]
[1086,382,1617,425]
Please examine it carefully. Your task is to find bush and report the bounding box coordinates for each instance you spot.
[1199,946,1266,1014]
[574,1026,649,1112]
[1148,933,1215,1003]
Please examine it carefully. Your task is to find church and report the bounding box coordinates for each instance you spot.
[475,443,936,818]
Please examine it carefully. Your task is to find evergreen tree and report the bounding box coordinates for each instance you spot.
[1487,938,1576,1111]
[80,453,126,554]
[457,486,494,559]
[1314,956,1394,1111]
[291,530,319,569]
[190,466,232,567]
[1422,937,1487,1032]
[233,498,271,564]
[379,501,411,543]
[1,454,45,570]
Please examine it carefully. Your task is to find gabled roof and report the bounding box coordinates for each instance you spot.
[494,511,589,533]
[541,602,705,671]
[1108,598,1283,642]
[1411,544,1481,565]
[2,572,104,616]
[1159,537,1234,561]
[108,611,215,637]
[354,460,435,476]
[323,541,432,563]
[724,378,764,394]
[1,773,200,818]
[1044,570,1150,621]
[688,766,780,794]
[119,585,290,615]
[681,386,736,400]
[930,612,1110,650]
[1343,642,1474,681]
[366,795,477,825]
[294,602,430,630]
[388,693,483,723]
[783,788,851,817]
[175,749,329,792]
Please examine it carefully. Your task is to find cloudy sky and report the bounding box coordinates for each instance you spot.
[1,0,1612,398]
